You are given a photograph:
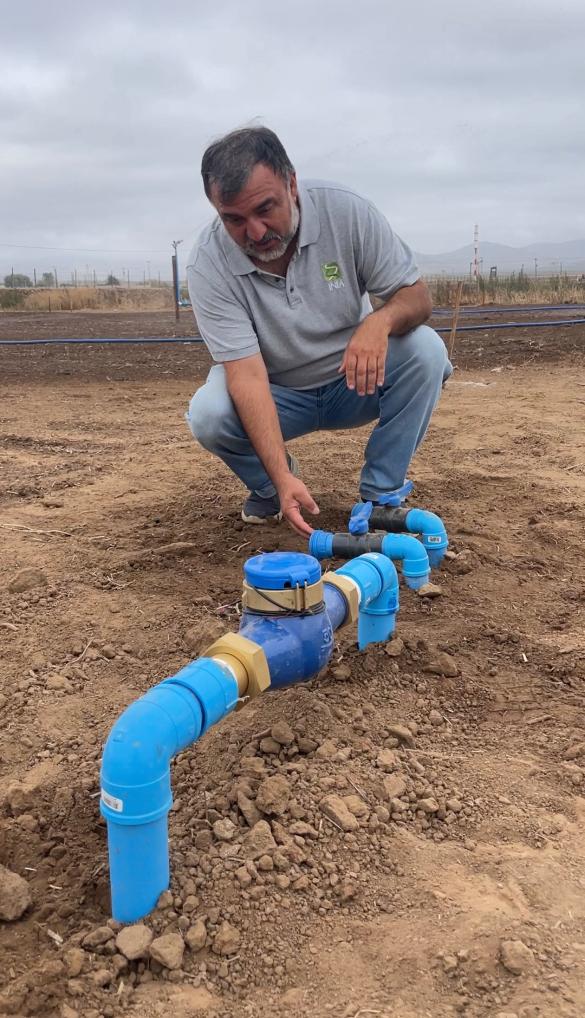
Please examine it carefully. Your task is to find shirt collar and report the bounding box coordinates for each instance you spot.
[221,180,321,276]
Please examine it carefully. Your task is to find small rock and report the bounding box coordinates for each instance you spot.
[384,637,404,658]
[417,582,443,598]
[382,775,407,800]
[446,798,463,813]
[275,874,291,890]
[289,821,319,838]
[320,794,359,831]
[259,737,281,755]
[82,926,114,949]
[423,652,458,677]
[293,875,309,891]
[236,865,252,886]
[61,1005,80,1018]
[331,665,351,681]
[315,739,337,760]
[7,568,48,594]
[93,969,112,988]
[255,775,291,816]
[418,797,440,814]
[342,795,368,818]
[185,919,207,952]
[0,865,31,921]
[377,749,397,771]
[258,854,274,871]
[212,921,241,956]
[149,933,185,970]
[237,791,262,828]
[297,737,318,754]
[115,924,153,960]
[156,890,174,909]
[42,496,64,508]
[339,880,357,903]
[213,818,237,842]
[271,721,295,746]
[429,709,443,726]
[101,644,116,659]
[499,939,534,975]
[443,954,459,973]
[63,948,85,978]
[46,673,73,692]
[563,742,585,761]
[243,820,277,859]
[386,724,415,747]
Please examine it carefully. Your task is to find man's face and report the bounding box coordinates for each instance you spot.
[211,164,299,263]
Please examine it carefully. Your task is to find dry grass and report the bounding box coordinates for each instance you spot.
[21,286,174,312]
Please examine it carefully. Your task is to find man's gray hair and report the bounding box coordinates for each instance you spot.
[201,126,295,203]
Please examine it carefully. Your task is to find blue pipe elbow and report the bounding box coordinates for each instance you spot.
[380,533,430,589]
[337,553,399,650]
[100,658,238,922]
[405,509,449,568]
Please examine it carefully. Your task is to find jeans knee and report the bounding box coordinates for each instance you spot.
[398,324,450,381]
[186,388,225,451]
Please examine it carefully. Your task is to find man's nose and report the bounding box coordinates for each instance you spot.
[246,217,266,243]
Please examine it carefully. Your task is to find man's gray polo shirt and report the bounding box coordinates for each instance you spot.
[186,180,420,390]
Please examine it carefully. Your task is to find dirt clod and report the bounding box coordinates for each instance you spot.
[0,865,31,921]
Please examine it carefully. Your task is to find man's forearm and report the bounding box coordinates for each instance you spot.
[374,279,432,336]
[226,368,289,488]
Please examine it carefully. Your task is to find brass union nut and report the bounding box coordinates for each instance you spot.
[321,572,360,627]
[204,631,271,703]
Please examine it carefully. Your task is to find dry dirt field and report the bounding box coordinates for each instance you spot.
[1,310,585,1018]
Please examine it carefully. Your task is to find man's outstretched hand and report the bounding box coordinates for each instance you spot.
[277,475,320,537]
[339,312,389,396]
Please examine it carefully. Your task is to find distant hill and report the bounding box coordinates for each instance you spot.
[416,239,585,276]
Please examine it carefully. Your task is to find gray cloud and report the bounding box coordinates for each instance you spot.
[1,0,584,279]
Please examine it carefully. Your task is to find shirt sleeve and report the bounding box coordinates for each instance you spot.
[187,261,260,363]
[355,202,420,301]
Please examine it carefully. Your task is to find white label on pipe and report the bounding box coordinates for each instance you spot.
[101,789,124,813]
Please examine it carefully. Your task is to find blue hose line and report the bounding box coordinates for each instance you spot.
[380,534,430,589]
[100,658,238,922]
[323,581,349,631]
[2,317,585,348]
[405,509,449,568]
[239,608,334,689]
[337,553,399,649]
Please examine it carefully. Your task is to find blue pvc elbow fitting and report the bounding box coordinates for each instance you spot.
[100,658,238,922]
[405,509,449,568]
[337,552,399,649]
[380,533,430,589]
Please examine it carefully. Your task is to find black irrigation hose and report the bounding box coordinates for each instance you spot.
[433,303,585,316]
[0,319,584,346]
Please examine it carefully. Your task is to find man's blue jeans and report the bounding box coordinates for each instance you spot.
[186,324,452,501]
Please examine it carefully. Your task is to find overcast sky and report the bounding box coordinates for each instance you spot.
[1,0,584,279]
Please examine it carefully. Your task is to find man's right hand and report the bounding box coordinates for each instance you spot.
[277,475,320,537]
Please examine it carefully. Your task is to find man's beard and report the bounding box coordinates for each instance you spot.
[244,197,300,263]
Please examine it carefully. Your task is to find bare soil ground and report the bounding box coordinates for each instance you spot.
[1,311,584,1018]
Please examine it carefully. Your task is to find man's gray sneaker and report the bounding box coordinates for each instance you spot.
[241,454,300,524]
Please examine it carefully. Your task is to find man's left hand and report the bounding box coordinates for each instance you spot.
[339,312,389,396]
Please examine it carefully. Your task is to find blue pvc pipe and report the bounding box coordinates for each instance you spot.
[405,509,448,568]
[100,658,238,922]
[323,581,348,631]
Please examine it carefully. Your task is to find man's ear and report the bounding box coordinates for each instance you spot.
[289,172,298,201]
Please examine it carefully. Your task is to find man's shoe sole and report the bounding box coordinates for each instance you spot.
[240,453,300,524]
[241,509,283,524]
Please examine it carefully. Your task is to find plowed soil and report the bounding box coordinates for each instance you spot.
[1,310,585,1018]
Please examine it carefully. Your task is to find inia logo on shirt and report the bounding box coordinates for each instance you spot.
[321,261,345,290]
